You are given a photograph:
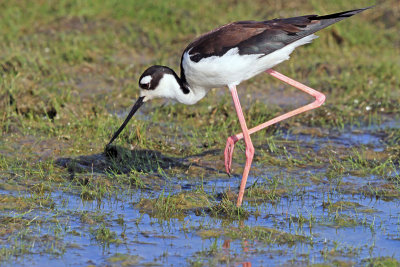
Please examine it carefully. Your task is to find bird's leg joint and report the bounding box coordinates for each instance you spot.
[245,142,254,161]
[314,93,326,107]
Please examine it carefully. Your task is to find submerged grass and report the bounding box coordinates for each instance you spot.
[137,190,211,219]
[91,223,122,245]
[209,197,250,220]
[198,225,309,245]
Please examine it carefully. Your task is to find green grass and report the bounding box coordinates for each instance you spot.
[137,190,211,219]
[91,223,121,245]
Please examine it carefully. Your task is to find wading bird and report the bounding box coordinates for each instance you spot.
[108,7,371,207]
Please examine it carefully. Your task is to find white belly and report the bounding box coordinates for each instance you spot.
[182,34,318,88]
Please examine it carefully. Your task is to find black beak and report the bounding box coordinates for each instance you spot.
[107,96,145,145]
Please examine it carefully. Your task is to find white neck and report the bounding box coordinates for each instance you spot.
[142,74,208,105]
[176,85,207,105]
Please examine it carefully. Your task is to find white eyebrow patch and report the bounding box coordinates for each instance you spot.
[140,75,152,85]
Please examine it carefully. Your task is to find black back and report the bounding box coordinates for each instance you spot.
[183,7,372,63]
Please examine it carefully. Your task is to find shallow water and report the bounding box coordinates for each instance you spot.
[3,180,400,265]
[283,128,385,152]
[1,121,400,266]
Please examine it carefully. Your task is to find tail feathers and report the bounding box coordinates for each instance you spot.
[295,6,374,39]
[269,6,373,34]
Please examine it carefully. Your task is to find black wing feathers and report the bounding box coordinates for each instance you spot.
[184,7,371,63]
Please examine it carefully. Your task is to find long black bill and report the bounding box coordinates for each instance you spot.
[107,96,145,145]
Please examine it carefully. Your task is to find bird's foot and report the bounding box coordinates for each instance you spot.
[224,135,238,175]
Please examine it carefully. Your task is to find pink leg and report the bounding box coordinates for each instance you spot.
[224,69,326,175]
[228,84,254,207]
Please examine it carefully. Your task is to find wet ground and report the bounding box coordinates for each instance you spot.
[1,118,400,266]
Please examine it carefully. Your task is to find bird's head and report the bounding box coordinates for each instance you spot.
[107,65,182,145]
[138,65,182,102]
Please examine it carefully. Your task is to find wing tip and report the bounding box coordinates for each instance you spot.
[344,5,375,16]
[315,6,374,20]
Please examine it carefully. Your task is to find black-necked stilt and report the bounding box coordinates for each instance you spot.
[108,7,372,207]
